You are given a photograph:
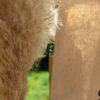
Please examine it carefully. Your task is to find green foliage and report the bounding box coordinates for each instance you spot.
[25,72,49,100]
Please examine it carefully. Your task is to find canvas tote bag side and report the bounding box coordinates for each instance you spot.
[51,0,100,100]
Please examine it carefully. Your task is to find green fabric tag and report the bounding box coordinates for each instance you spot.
[47,43,54,54]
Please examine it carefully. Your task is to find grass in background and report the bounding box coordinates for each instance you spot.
[25,72,49,100]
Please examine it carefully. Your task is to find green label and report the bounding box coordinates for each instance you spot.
[47,43,54,54]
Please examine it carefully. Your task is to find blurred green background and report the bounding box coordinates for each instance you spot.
[26,72,49,100]
[25,55,50,100]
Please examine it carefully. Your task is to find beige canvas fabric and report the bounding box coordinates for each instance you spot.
[51,0,100,100]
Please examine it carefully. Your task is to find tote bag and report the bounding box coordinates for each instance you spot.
[51,0,100,100]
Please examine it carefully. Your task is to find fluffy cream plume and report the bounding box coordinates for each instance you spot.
[0,0,58,100]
